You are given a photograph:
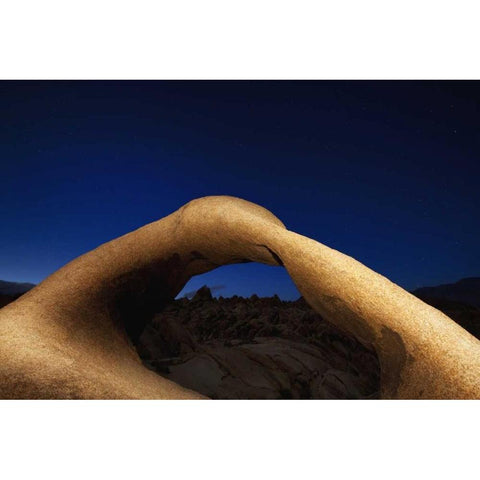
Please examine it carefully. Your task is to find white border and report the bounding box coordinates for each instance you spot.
[1,400,479,479]
[1,1,479,79]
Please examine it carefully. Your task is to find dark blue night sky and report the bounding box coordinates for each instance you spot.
[1,81,479,299]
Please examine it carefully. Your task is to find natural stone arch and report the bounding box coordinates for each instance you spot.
[1,196,479,399]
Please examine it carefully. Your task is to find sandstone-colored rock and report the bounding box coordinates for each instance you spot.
[0,195,479,399]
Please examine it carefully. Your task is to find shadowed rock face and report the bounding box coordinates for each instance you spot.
[0,195,480,399]
[137,293,381,399]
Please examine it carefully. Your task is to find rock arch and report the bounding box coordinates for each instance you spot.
[1,196,479,399]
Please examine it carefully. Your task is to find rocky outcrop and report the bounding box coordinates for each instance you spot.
[137,291,380,399]
[164,338,377,399]
[1,196,479,399]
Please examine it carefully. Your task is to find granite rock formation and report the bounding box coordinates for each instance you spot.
[137,291,380,399]
[1,196,479,399]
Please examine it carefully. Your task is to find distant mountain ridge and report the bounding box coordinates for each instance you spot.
[0,280,35,296]
[412,277,480,308]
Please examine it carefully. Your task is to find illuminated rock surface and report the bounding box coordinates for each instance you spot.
[1,196,479,399]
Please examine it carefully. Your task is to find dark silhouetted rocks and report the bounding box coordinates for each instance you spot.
[137,291,381,399]
[135,282,480,399]
[192,285,213,302]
